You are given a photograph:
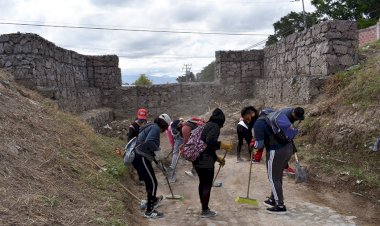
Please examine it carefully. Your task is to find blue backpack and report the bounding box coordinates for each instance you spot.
[260,109,298,144]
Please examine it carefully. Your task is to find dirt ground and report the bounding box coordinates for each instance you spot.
[127,135,377,226]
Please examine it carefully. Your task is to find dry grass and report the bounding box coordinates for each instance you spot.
[0,70,144,225]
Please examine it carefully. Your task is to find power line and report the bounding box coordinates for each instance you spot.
[0,21,271,36]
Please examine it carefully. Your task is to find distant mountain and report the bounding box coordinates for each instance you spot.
[122,74,178,85]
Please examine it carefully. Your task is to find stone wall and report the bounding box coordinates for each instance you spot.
[103,83,225,120]
[358,21,380,47]
[0,33,121,113]
[215,20,358,105]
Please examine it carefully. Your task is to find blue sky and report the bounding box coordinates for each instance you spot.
[0,0,315,82]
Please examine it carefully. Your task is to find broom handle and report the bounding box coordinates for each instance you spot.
[213,150,227,184]
[246,150,254,198]
[161,161,175,198]
[294,153,299,164]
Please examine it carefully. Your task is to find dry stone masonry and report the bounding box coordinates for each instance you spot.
[215,20,358,104]
[0,33,121,113]
[0,20,359,127]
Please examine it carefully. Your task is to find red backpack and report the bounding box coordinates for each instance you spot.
[183,125,207,162]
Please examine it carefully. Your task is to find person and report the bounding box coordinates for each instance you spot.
[128,108,148,142]
[166,118,184,182]
[181,117,205,177]
[254,111,298,214]
[132,113,172,219]
[193,108,230,218]
[128,108,148,185]
[236,106,258,162]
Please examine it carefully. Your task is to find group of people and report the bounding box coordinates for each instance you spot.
[126,105,304,219]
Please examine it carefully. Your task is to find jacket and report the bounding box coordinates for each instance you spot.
[135,123,161,162]
[127,122,140,142]
[193,108,225,169]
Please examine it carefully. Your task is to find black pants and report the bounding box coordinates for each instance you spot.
[237,125,252,159]
[194,167,214,211]
[266,143,293,206]
[132,154,157,212]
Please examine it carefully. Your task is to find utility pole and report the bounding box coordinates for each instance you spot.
[182,64,192,82]
[292,0,307,31]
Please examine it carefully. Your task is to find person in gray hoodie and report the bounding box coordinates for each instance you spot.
[132,113,171,219]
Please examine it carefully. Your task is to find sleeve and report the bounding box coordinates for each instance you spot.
[139,126,160,155]
[165,125,174,148]
[127,125,135,142]
[181,125,192,144]
[204,125,221,150]
[254,120,266,149]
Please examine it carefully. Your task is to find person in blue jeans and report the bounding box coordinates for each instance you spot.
[254,112,298,214]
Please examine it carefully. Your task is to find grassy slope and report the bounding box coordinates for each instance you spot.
[297,40,380,198]
[0,71,143,225]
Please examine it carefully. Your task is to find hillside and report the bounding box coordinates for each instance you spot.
[298,40,380,204]
[0,71,144,225]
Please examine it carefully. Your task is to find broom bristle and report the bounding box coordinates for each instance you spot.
[235,197,259,206]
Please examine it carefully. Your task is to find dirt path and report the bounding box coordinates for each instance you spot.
[145,152,358,226]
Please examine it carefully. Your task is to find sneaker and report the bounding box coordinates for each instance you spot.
[266,205,287,215]
[154,195,164,208]
[200,209,218,218]
[252,159,260,164]
[144,210,164,219]
[236,157,243,163]
[284,167,296,175]
[263,198,276,208]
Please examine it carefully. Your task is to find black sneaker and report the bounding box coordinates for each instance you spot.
[266,205,287,215]
[263,198,276,208]
[154,195,164,208]
[144,210,164,219]
[200,209,218,218]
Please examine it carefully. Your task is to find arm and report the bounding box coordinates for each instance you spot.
[127,125,135,142]
[165,125,174,148]
[139,125,160,155]
[254,120,266,149]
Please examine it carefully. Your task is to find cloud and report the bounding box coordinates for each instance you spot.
[0,0,316,82]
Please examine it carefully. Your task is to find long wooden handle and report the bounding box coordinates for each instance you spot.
[247,150,254,198]
[213,150,228,184]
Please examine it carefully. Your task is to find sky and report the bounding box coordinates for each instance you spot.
[0,0,315,81]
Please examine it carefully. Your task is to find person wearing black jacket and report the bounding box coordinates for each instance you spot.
[132,113,171,219]
[193,108,227,218]
[236,106,258,162]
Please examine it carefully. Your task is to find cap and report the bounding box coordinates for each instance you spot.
[159,113,171,126]
[137,108,148,120]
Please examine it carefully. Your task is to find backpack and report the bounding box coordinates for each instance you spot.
[123,123,153,165]
[262,111,298,145]
[123,137,137,165]
[183,125,207,162]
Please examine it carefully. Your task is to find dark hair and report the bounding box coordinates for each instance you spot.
[293,107,305,120]
[154,117,169,130]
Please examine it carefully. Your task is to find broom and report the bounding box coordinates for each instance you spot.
[159,161,184,200]
[235,150,259,206]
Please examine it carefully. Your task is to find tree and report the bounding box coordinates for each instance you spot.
[311,0,380,29]
[176,72,196,83]
[133,74,152,86]
[196,61,215,82]
[266,11,318,46]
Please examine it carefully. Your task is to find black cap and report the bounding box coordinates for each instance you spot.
[294,107,305,121]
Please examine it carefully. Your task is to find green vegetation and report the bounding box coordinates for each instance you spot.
[133,74,153,86]
[267,0,380,46]
[196,61,215,82]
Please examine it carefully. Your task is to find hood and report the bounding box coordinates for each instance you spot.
[209,108,225,128]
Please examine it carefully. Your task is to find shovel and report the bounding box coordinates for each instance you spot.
[294,153,308,183]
